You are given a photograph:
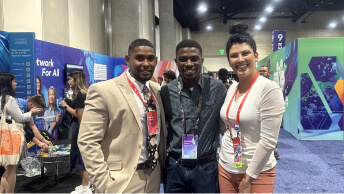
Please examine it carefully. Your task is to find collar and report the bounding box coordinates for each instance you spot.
[125,69,150,93]
[177,74,202,90]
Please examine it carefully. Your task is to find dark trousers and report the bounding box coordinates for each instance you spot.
[164,155,219,193]
[69,122,86,170]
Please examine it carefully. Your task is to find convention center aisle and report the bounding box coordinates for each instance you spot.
[14,128,344,193]
[274,128,344,193]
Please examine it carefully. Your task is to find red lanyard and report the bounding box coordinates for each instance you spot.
[126,73,156,106]
[226,72,259,132]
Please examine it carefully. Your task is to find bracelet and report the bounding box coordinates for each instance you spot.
[64,105,69,109]
[40,137,45,142]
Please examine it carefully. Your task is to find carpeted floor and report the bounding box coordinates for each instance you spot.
[13,128,344,193]
[274,128,344,193]
[15,161,81,193]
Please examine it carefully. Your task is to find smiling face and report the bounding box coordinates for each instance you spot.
[68,77,75,89]
[228,43,258,80]
[48,88,55,106]
[126,46,157,84]
[175,47,203,87]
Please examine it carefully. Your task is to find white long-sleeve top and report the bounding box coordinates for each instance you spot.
[219,76,285,179]
[0,96,31,125]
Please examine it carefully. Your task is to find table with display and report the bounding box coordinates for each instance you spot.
[37,145,70,184]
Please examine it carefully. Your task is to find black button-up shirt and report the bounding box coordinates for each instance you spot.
[161,75,227,158]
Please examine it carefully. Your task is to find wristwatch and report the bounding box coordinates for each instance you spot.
[64,105,69,109]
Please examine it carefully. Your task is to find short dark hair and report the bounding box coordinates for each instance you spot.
[128,39,154,56]
[28,95,46,108]
[163,70,176,80]
[226,22,257,61]
[176,39,202,57]
[157,77,163,82]
[218,68,229,77]
[260,65,269,69]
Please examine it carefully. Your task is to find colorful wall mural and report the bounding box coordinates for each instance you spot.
[258,37,344,140]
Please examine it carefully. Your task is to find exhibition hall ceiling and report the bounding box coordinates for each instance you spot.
[173,0,344,31]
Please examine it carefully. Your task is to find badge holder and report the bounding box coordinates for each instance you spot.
[233,123,242,168]
[147,110,160,135]
[182,132,198,159]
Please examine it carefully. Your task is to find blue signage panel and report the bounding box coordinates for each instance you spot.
[9,33,35,98]
[272,30,286,52]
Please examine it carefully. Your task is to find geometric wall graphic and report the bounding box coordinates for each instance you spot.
[338,114,344,131]
[334,80,344,131]
[308,56,343,113]
[282,40,298,98]
[300,73,332,130]
[334,80,344,104]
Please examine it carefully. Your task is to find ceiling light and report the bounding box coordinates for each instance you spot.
[206,25,213,31]
[265,6,273,13]
[254,25,262,30]
[198,3,207,13]
[329,22,337,28]
[260,17,267,22]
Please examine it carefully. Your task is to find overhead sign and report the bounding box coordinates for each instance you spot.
[272,30,286,52]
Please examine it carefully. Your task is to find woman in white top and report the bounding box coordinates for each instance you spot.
[218,23,285,193]
[0,72,41,193]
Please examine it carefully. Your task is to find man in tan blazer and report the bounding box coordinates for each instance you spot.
[78,39,166,193]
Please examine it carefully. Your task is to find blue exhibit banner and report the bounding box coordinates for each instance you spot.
[9,33,35,99]
[272,30,286,52]
[34,39,124,140]
[0,31,10,71]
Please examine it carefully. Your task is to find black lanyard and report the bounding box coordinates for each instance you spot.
[178,76,204,135]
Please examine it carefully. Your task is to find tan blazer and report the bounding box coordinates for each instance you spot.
[78,72,166,193]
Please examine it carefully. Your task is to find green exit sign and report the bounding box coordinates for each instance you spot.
[219,49,225,54]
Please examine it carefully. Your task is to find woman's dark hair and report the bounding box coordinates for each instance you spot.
[225,22,257,60]
[0,71,16,111]
[36,76,42,93]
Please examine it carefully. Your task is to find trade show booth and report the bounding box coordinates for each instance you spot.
[258,37,344,140]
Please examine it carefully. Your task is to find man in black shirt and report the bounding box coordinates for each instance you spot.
[161,40,226,193]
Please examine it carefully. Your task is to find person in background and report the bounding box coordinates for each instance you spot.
[259,65,281,160]
[259,65,270,79]
[60,71,90,194]
[0,72,42,193]
[163,69,176,84]
[160,69,169,86]
[161,39,227,193]
[78,39,166,193]
[15,95,53,149]
[36,76,45,100]
[218,68,231,90]
[44,86,61,137]
[157,77,163,85]
[218,22,285,193]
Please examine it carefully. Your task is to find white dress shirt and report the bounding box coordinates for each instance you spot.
[125,70,161,164]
